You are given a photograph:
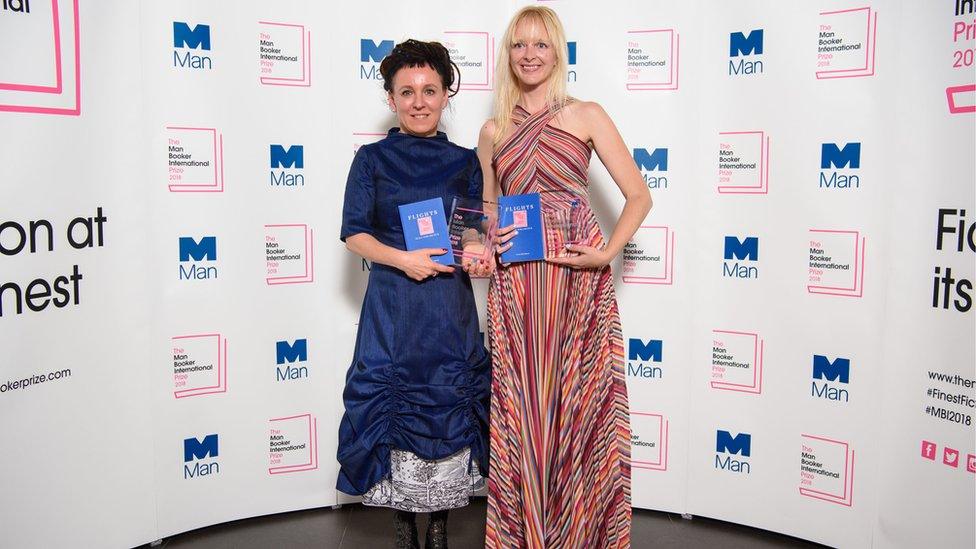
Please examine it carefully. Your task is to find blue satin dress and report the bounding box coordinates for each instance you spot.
[337,128,491,506]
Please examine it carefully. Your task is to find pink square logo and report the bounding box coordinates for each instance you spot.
[513,210,528,228]
[920,440,937,460]
[943,447,959,468]
[417,216,434,235]
[967,454,975,473]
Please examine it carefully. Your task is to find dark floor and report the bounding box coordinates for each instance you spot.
[144,499,825,549]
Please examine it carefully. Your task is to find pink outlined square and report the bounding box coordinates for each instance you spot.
[710,330,763,394]
[816,7,877,80]
[268,413,319,474]
[626,29,680,91]
[946,84,975,114]
[265,224,314,285]
[799,434,855,506]
[353,132,386,154]
[444,31,493,91]
[0,0,80,116]
[258,21,311,87]
[807,230,865,298]
[921,440,937,460]
[943,447,960,468]
[717,131,770,195]
[165,126,225,193]
[966,454,975,473]
[417,216,434,235]
[172,333,227,399]
[631,412,669,471]
[622,226,674,285]
[0,0,61,93]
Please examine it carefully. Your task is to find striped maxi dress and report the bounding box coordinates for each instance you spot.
[485,104,632,548]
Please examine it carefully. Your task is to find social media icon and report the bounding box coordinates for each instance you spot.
[943,447,959,468]
[920,440,937,460]
[966,454,975,473]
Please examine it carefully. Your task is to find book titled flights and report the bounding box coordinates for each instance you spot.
[499,193,544,263]
[398,198,453,266]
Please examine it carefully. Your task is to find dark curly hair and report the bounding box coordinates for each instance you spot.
[379,39,460,97]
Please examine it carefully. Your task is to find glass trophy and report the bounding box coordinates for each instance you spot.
[541,192,585,259]
[448,196,497,272]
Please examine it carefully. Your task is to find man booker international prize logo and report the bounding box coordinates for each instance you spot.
[172,333,227,398]
[269,413,319,475]
[625,28,679,91]
[258,21,311,87]
[165,126,225,193]
[265,224,314,285]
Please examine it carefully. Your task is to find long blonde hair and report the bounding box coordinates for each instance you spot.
[492,6,571,143]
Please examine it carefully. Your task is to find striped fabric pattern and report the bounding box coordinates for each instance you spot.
[485,105,632,548]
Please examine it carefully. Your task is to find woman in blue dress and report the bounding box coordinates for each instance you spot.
[337,40,491,549]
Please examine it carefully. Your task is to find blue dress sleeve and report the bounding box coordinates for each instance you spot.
[466,150,484,199]
[340,147,375,242]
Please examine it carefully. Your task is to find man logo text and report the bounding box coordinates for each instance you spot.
[173,22,212,70]
[275,339,308,381]
[183,434,219,479]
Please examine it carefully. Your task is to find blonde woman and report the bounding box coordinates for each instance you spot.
[477,6,651,548]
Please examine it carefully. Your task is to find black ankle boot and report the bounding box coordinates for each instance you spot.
[425,510,449,549]
[394,510,419,549]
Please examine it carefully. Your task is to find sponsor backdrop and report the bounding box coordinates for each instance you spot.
[1,1,972,547]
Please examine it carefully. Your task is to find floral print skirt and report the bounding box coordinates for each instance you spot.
[362,446,485,512]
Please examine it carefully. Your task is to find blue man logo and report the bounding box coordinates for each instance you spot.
[628,338,663,362]
[270,145,304,169]
[723,236,758,261]
[276,339,308,365]
[716,430,751,456]
[173,22,211,50]
[633,148,668,171]
[567,42,577,65]
[813,355,850,384]
[820,143,861,169]
[183,434,218,462]
[730,29,763,57]
[360,39,394,62]
[179,237,216,262]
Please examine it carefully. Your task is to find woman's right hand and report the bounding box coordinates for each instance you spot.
[493,224,518,268]
[396,248,455,281]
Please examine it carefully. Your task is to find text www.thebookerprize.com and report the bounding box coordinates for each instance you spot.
[0,369,71,395]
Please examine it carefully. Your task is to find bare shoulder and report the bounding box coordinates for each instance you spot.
[561,100,611,129]
[479,119,496,139]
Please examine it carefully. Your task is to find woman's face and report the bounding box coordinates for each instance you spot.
[387,65,448,137]
[509,17,556,89]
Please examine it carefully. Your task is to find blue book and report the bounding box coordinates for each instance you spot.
[499,193,544,263]
[398,198,453,266]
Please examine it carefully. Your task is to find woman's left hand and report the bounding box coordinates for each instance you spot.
[547,244,612,269]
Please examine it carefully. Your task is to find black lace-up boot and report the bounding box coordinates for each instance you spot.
[394,510,420,549]
[425,510,449,549]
